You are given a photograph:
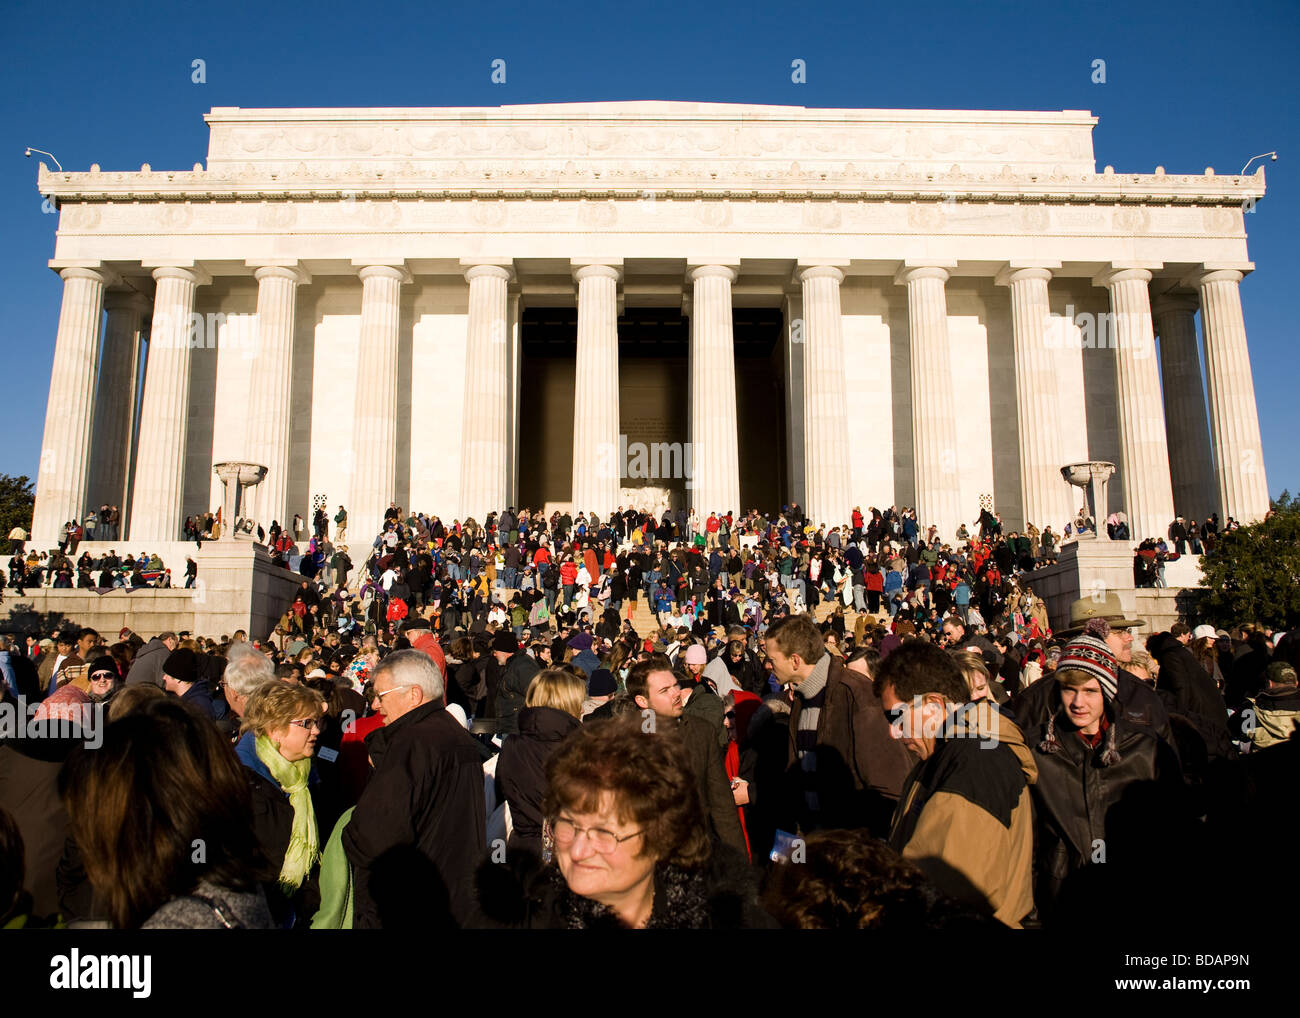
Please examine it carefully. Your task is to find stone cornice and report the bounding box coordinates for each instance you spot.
[35,165,1266,207]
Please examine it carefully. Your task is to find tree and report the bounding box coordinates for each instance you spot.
[0,474,34,549]
[1197,493,1300,630]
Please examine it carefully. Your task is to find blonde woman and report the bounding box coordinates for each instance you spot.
[236,681,329,927]
[495,668,587,861]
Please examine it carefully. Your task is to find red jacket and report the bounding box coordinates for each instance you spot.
[560,561,578,585]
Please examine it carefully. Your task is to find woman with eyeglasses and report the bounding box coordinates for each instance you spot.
[235,681,327,927]
[474,720,774,929]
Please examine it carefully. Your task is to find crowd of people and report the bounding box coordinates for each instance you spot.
[0,499,1294,932]
[4,547,196,592]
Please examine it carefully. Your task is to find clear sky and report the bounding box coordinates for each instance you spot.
[1,0,1296,498]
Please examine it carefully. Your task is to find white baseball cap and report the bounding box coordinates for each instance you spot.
[1192,624,1217,640]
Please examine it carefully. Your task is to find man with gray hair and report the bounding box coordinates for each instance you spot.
[217,649,276,737]
[343,650,486,928]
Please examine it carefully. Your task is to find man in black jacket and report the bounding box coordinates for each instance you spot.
[492,631,540,735]
[628,656,746,855]
[344,650,486,928]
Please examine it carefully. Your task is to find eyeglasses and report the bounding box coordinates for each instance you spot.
[373,685,409,700]
[549,816,644,854]
[288,718,323,732]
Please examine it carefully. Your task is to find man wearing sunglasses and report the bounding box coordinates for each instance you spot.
[874,642,1036,928]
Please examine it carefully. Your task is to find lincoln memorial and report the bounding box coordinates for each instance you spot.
[30,101,1271,550]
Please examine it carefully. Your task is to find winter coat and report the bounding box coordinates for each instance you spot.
[0,738,80,919]
[785,655,913,839]
[495,651,541,735]
[125,637,170,688]
[658,713,747,854]
[1150,637,1235,761]
[470,841,776,929]
[497,706,582,859]
[1247,685,1300,749]
[342,699,487,928]
[1024,705,1185,923]
[888,701,1037,928]
[235,732,324,928]
[141,878,276,929]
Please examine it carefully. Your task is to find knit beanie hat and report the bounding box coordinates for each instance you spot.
[1041,633,1122,766]
[1057,634,1119,702]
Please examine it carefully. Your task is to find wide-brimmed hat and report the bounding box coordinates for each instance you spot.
[1055,592,1145,639]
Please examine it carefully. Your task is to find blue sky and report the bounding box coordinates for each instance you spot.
[1,0,1296,497]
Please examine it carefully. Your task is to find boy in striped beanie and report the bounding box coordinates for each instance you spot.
[1039,633,1122,765]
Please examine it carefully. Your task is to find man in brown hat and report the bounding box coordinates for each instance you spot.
[1007,593,1173,748]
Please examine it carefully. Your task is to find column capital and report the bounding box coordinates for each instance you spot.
[58,265,119,287]
[1150,292,1200,317]
[687,265,738,284]
[994,265,1054,287]
[1092,265,1158,288]
[464,263,515,284]
[798,265,845,284]
[356,264,412,284]
[151,265,211,286]
[573,263,622,283]
[250,263,312,285]
[1195,268,1245,287]
[894,264,950,286]
[103,288,152,312]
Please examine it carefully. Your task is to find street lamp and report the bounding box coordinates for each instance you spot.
[1241,151,1278,175]
[23,147,63,171]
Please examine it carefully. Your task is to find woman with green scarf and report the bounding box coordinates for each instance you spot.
[236,682,327,928]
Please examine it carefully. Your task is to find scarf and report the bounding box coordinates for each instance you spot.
[254,735,320,892]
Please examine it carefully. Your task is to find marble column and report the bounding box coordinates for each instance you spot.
[88,290,149,516]
[349,265,408,546]
[999,267,1072,533]
[459,264,512,521]
[571,263,621,518]
[130,266,207,542]
[900,265,962,542]
[1151,293,1215,521]
[31,267,110,545]
[797,267,851,526]
[248,265,309,532]
[1197,269,1270,523]
[689,265,741,516]
[781,292,806,509]
[1097,268,1176,540]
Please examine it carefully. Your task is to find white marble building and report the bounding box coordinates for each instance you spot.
[30,102,1271,550]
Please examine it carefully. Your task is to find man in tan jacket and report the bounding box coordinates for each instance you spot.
[875,641,1037,928]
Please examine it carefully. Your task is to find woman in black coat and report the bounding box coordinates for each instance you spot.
[496,669,584,862]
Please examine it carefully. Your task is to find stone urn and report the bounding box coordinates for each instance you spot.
[213,462,268,541]
[1060,461,1116,541]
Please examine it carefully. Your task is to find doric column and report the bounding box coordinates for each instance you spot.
[349,264,409,546]
[459,264,513,521]
[781,292,806,509]
[130,266,208,542]
[1151,293,1215,521]
[997,266,1072,533]
[689,265,741,517]
[31,267,110,545]
[88,290,149,515]
[799,266,851,526]
[899,264,961,541]
[248,265,309,531]
[571,263,621,518]
[1096,268,1175,540]
[1197,269,1270,523]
